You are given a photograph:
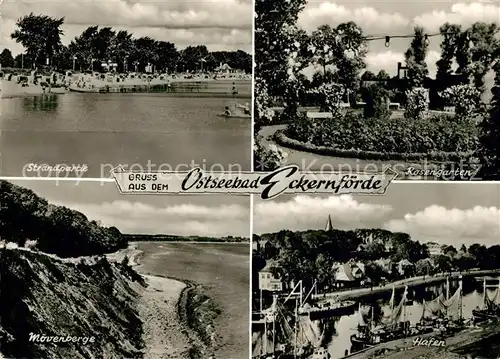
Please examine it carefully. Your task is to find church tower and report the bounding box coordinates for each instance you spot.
[325,215,333,231]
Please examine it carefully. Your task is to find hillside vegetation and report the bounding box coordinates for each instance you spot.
[0,180,127,257]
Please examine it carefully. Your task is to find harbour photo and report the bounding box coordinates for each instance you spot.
[0,0,252,177]
[0,180,250,359]
[252,183,500,358]
[254,0,500,180]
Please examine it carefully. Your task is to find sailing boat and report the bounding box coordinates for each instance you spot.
[472,278,500,322]
[350,285,416,351]
[350,303,371,348]
[253,282,326,359]
[419,276,465,333]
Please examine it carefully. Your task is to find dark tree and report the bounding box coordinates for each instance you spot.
[11,13,64,67]
[479,58,500,179]
[0,49,14,67]
[404,26,429,88]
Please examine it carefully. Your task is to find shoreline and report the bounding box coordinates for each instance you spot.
[0,90,251,100]
[109,243,219,359]
[1,77,251,99]
[314,269,500,301]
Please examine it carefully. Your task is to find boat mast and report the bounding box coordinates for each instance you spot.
[446,276,450,301]
[446,277,450,317]
[294,299,298,359]
[263,317,267,355]
[370,303,374,331]
[483,278,487,309]
[459,275,463,320]
[272,294,276,356]
[403,286,407,335]
[260,289,263,313]
[498,278,500,305]
[390,285,395,328]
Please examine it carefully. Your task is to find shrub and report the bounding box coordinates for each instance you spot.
[479,63,500,179]
[439,84,483,120]
[253,138,288,171]
[254,78,275,129]
[362,84,391,120]
[283,111,478,157]
[404,87,430,120]
[307,82,344,114]
[284,112,314,143]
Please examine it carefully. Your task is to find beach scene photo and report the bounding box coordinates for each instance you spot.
[0,0,252,177]
[0,180,250,359]
[252,183,500,359]
[254,0,500,180]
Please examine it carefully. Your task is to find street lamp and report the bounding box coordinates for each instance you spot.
[72,55,77,71]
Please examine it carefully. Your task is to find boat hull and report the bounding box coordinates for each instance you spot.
[472,309,499,321]
[301,301,357,320]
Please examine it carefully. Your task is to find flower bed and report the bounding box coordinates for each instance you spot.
[281,112,478,162]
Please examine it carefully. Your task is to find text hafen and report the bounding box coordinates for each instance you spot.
[412,337,446,347]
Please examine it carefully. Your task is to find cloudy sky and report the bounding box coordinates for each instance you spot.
[254,183,500,248]
[0,0,252,55]
[298,0,500,78]
[8,180,250,237]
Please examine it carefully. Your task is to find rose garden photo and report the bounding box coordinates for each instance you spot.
[253,0,500,180]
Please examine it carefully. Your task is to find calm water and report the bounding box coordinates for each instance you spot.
[253,279,495,359]
[326,280,488,358]
[136,242,250,359]
[0,93,251,177]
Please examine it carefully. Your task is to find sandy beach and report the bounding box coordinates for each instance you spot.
[138,275,192,359]
[135,242,250,359]
[1,76,251,98]
[108,243,203,358]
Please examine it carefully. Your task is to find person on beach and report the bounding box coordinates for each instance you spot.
[224,106,231,116]
[243,103,250,115]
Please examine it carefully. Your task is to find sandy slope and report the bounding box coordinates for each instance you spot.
[108,244,197,358]
[138,275,191,359]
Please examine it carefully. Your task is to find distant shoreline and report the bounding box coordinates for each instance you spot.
[129,240,249,244]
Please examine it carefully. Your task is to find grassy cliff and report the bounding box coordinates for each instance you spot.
[0,248,146,358]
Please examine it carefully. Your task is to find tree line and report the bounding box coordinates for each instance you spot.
[256,0,498,106]
[0,180,127,257]
[252,228,500,290]
[123,234,249,242]
[0,13,251,73]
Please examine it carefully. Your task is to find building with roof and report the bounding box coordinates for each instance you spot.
[332,259,367,288]
[259,260,283,292]
[397,259,415,276]
[426,242,442,256]
[215,62,236,74]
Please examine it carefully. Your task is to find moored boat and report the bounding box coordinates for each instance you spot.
[472,277,500,322]
[299,299,356,319]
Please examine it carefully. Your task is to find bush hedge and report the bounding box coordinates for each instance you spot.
[282,111,478,162]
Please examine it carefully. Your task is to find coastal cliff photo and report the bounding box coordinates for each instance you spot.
[253,0,500,180]
[0,0,252,178]
[0,180,250,359]
[252,183,500,358]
